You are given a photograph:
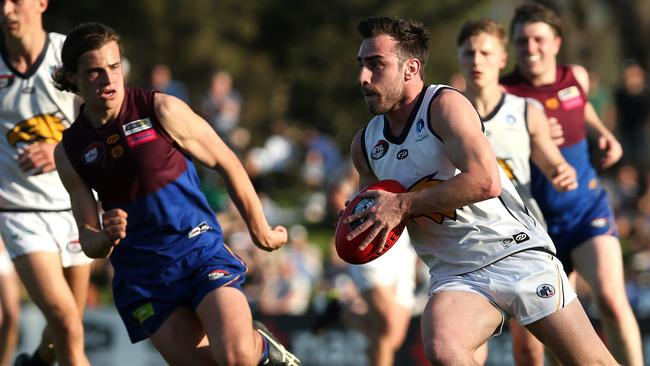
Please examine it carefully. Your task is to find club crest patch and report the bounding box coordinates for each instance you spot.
[536,284,556,298]
[82,142,104,165]
[371,140,389,160]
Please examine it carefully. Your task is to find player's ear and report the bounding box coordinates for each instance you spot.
[39,0,49,12]
[404,58,421,81]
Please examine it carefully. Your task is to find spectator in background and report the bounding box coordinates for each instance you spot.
[614,60,650,172]
[150,63,190,103]
[301,128,343,189]
[200,71,242,144]
[245,120,295,179]
[285,225,322,287]
[588,70,614,128]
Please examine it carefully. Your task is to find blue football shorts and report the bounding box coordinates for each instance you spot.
[545,189,618,273]
[113,243,247,343]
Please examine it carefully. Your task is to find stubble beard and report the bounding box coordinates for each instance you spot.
[367,78,405,116]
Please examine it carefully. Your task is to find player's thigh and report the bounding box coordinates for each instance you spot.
[13,251,79,320]
[362,286,411,341]
[195,286,256,355]
[149,306,213,366]
[422,290,503,352]
[525,299,614,364]
[63,263,91,313]
[571,235,626,299]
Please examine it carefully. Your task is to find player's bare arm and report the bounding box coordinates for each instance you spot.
[154,93,287,251]
[571,64,622,168]
[403,90,501,215]
[54,143,121,258]
[527,102,577,191]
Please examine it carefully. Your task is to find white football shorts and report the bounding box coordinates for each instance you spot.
[429,248,576,332]
[348,229,418,310]
[0,211,92,267]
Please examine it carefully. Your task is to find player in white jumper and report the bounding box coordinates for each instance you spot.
[348,16,616,365]
[456,18,578,366]
[0,1,91,365]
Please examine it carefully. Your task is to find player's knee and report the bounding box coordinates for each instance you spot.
[424,338,465,366]
[213,343,256,366]
[0,303,20,327]
[592,290,629,320]
[48,313,84,341]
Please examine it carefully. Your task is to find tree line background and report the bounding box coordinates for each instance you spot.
[43,0,650,150]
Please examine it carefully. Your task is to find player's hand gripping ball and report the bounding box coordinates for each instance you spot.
[335,180,406,264]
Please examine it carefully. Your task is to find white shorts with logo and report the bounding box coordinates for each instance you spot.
[429,249,576,332]
[348,230,417,310]
[0,211,92,268]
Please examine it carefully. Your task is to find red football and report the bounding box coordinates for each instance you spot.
[335,179,406,264]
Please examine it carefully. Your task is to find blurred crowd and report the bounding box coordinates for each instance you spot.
[80,59,650,326]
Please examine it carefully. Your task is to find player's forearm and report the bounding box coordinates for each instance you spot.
[217,158,271,244]
[79,225,115,258]
[584,102,614,139]
[399,172,501,217]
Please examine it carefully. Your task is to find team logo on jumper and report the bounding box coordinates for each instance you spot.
[591,218,608,228]
[106,134,120,144]
[122,118,153,136]
[132,303,154,324]
[208,269,231,281]
[66,240,83,253]
[536,284,556,298]
[371,140,389,160]
[111,145,124,158]
[7,113,67,146]
[408,174,457,224]
[82,142,104,165]
[512,232,530,244]
[505,114,516,125]
[126,129,157,148]
[396,149,409,160]
[415,119,428,141]
[188,221,212,239]
[544,97,559,110]
[0,73,15,88]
